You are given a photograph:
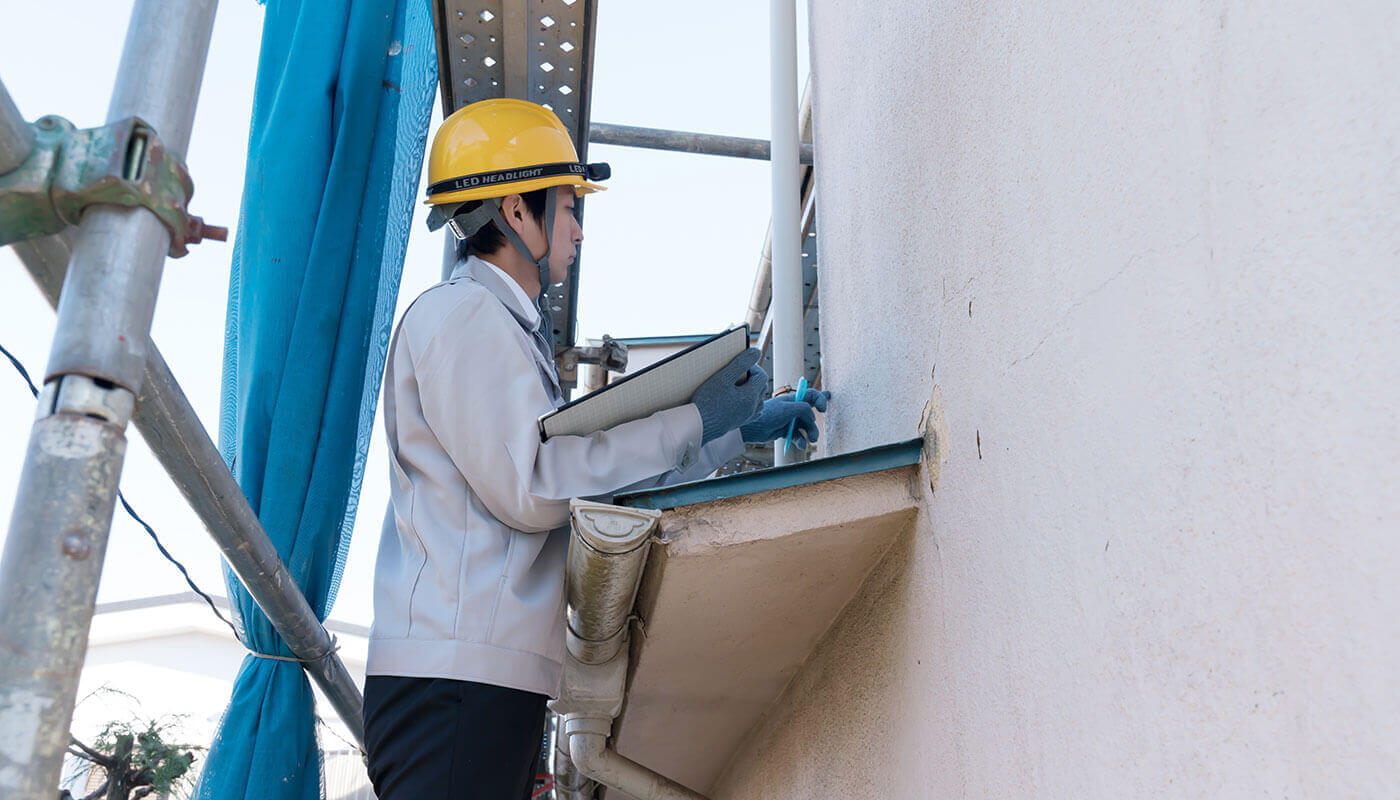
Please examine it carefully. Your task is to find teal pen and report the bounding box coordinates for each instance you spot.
[783,377,808,454]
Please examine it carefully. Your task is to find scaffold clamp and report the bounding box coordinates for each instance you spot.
[0,114,227,257]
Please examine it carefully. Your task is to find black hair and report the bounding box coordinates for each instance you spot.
[453,188,550,261]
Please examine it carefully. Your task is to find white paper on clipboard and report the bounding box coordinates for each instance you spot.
[538,326,751,441]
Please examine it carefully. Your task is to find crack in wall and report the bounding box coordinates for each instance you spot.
[1007,233,1202,368]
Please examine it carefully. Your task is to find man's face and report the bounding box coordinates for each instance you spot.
[545,189,583,286]
[523,189,582,288]
[506,188,584,287]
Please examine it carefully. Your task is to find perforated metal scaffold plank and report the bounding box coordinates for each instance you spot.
[430,1,599,382]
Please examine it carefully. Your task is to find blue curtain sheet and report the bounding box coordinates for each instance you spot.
[197,0,435,797]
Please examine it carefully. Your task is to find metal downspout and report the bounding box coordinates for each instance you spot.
[564,502,655,664]
[551,501,708,800]
[566,723,706,800]
[549,714,593,800]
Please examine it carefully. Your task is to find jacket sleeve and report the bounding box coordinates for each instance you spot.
[414,292,705,533]
[616,429,745,494]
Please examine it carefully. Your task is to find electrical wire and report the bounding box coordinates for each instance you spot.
[314,714,361,754]
[116,491,238,637]
[0,341,239,638]
[0,340,39,395]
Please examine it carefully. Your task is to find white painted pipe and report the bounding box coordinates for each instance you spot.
[549,714,595,800]
[746,78,812,332]
[769,0,802,466]
[568,731,707,800]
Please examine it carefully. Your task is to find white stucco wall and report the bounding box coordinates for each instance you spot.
[717,1,1398,797]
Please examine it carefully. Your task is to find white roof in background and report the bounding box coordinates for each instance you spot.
[73,591,373,794]
[95,591,371,637]
[85,591,369,684]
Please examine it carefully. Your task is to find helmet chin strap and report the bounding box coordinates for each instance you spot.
[485,186,559,352]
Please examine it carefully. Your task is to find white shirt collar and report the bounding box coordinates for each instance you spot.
[465,255,540,328]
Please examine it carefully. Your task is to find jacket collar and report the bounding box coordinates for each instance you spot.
[451,255,541,332]
[450,255,563,401]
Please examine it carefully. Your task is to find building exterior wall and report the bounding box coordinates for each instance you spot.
[715,1,1397,797]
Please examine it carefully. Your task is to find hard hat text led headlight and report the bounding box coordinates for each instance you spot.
[424,98,610,208]
[426,162,610,198]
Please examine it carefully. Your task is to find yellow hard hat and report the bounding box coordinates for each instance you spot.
[424,98,608,207]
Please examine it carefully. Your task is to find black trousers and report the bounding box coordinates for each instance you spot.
[363,675,548,800]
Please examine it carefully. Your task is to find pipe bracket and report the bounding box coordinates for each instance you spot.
[549,649,629,720]
[0,115,226,257]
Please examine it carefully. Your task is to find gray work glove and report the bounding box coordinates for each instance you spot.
[740,388,832,448]
[690,347,768,444]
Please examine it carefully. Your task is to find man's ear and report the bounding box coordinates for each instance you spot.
[500,193,526,234]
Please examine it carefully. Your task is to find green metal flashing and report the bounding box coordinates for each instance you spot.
[616,437,924,511]
[618,333,759,347]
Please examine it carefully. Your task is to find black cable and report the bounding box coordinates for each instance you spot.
[315,714,362,754]
[0,340,239,638]
[117,491,238,637]
[0,341,39,396]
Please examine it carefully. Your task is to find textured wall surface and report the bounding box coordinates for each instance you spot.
[716,1,1398,797]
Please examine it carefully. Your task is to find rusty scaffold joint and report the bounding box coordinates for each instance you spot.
[0,114,227,257]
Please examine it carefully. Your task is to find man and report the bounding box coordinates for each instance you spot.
[363,99,829,798]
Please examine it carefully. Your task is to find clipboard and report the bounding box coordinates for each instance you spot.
[538,325,751,441]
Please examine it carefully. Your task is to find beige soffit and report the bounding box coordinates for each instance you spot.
[610,463,920,796]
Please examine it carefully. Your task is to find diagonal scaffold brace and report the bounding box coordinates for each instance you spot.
[0,2,221,795]
[0,1,365,796]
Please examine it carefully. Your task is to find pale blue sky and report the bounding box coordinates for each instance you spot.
[0,0,808,625]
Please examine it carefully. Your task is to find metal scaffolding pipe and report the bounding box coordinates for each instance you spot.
[133,346,368,743]
[9,205,367,751]
[745,78,813,333]
[589,121,812,164]
[769,0,802,466]
[1,18,367,753]
[0,81,33,173]
[45,0,213,390]
[0,414,127,800]
[0,1,219,795]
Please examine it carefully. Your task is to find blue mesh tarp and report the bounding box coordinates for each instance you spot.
[196,0,435,796]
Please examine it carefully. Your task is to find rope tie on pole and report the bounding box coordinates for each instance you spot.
[244,634,341,664]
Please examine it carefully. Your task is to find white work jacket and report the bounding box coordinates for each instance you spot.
[367,256,742,697]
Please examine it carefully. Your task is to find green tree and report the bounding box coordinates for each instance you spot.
[61,718,199,800]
